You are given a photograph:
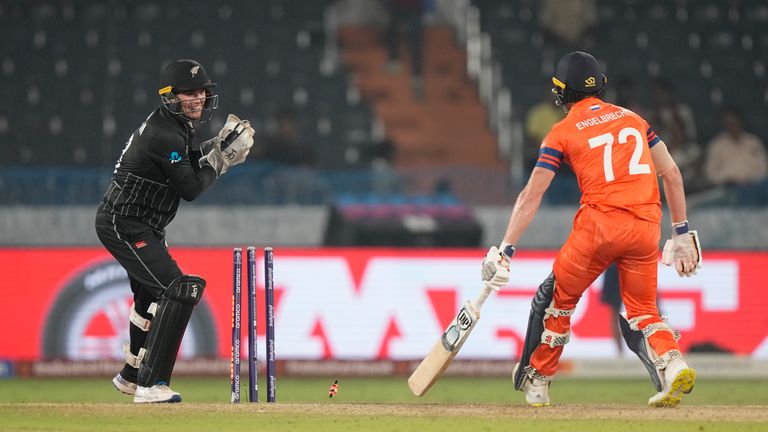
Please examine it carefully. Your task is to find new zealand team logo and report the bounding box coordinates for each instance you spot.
[169,151,182,163]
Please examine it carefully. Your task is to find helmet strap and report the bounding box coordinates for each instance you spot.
[551,87,569,113]
[160,91,218,123]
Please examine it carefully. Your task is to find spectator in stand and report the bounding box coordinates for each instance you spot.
[384,0,425,99]
[526,93,576,204]
[525,92,565,170]
[611,76,647,118]
[330,0,389,28]
[248,109,323,204]
[252,109,315,167]
[704,107,768,205]
[539,0,597,48]
[648,79,702,189]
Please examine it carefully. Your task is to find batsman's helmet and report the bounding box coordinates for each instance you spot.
[551,51,606,111]
[158,59,218,122]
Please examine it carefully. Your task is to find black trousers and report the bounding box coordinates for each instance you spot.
[95,210,183,382]
[95,210,183,299]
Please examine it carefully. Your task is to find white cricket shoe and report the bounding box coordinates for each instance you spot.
[513,363,551,407]
[112,373,137,395]
[133,382,182,404]
[648,358,696,408]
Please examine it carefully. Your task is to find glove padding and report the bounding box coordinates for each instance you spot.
[481,246,511,291]
[199,114,255,177]
[198,137,216,156]
[662,230,702,277]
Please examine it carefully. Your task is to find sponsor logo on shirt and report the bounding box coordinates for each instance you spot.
[169,151,182,163]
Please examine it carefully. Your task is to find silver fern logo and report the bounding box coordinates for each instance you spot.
[190,65,200,77]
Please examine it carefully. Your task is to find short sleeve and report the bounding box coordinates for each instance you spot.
[646,125,661,148]
[536,133,565,173]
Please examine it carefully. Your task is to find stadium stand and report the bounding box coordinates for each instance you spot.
[473,0,768,204]
[1,0,358,166]
[0,0,394,204]
[1,0,766,208]
[476,0,768,150]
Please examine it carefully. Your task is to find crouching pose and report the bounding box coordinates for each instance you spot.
[480,51,701,407]
[95,59,255,403]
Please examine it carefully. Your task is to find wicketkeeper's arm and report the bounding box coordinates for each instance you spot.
[151,131,216,201]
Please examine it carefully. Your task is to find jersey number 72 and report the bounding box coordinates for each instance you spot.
[588,126,651,182]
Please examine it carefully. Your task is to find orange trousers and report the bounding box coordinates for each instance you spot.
[530,205,680,376]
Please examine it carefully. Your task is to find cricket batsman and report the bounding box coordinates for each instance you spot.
[480,51,701,407]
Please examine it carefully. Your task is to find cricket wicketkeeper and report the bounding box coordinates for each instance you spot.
[95,59,255,403]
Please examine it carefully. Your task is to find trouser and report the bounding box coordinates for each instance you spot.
[530,206,680,376]
[95,211,183,382]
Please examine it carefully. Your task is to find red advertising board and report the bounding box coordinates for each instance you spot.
[1,248,766,362]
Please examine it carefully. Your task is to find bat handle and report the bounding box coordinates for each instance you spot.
[471,284,495,311]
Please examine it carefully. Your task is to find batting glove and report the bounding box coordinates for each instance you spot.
[481,243,514,290]
[661,220,702,277]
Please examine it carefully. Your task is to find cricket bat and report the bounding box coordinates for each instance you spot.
[408,284,495,396]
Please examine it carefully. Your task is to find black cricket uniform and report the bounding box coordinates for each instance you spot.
[95,105,215,307]
[96,105,216,383]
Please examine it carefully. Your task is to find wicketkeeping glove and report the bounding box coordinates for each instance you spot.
[199,114,255,177]
[481,244,514,290]
[661,220,702,277]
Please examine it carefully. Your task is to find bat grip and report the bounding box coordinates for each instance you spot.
[471,284,494,311]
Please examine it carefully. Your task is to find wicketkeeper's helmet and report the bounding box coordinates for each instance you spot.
[158,59,218,122]
[551,51,607,110]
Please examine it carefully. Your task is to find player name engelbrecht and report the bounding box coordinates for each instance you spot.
[574,108,631,130]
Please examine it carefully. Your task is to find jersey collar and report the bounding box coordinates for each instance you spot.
[159,105,196,138]
[569,97,604,114]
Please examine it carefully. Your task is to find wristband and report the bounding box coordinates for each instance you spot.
[500,242,516,259]
[671,220,689,236]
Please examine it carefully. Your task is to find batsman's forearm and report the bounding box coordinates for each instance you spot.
[661,165,687,224]
[502,186,543,245]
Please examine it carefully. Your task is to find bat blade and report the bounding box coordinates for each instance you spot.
[408,300,480,396]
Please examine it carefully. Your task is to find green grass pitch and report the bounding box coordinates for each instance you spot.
[1,377,766,431]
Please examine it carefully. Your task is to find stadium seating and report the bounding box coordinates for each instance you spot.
[471,0,768,206]
[0,0,414,205]
[2,1,765,206]
[0,0,373,169]
[475,0,768,144]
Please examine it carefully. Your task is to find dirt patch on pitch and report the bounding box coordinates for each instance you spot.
[9,403,768,422]
[134,403,768,422]
[259,403,768,422]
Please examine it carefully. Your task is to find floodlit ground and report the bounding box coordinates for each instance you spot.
[1,377,766,431]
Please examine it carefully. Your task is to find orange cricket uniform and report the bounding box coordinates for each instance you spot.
[530,97,680,376]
